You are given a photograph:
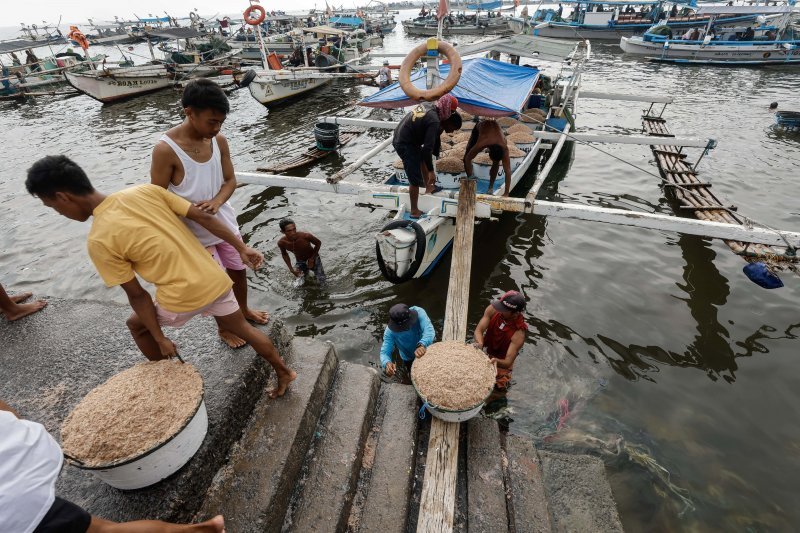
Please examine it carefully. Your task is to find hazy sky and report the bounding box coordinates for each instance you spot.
[1,0,330,27]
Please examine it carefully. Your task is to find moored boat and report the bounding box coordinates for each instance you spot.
[620,5,800,65]
[64,65,172,103]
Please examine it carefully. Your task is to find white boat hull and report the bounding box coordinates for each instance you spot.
[65,67,171,103]
[248,74,333,106]
[620,36,800,62]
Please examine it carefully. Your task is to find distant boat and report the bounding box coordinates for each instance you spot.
[620,5,800,66]
[527,0,771,40]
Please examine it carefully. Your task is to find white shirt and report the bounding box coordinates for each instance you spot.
[160,134,240,247]
[0,411,63,533]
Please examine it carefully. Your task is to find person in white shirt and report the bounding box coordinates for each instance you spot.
[0,400,225,533]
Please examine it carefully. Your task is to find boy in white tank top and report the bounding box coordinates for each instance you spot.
[151,79,269,349]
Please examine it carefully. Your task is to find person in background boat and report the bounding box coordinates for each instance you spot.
[669,3,678,17]
[743,25,755,41]
[151,78,270,349]
[289,47,304,67]
[380,303,435,379]
[557,3,563,18]
[277,218,326,284]
[392,95,463,218]
[306,47,314,66]
[26,155,297,399]
[463,119,513,197]
[378,59,392,89]
[473,291,528,391]
[0,283,47,321]
[10,52,21,66]
[0,399,227,533]
[25,49,40,72]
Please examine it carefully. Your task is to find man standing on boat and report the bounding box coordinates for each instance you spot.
[473,291,528,390]
[378,59,392,89]
[380,303,435,381]
[392,94,462,218]
[463,119,513,196]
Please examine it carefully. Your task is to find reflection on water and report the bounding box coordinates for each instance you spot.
[1,11,800,531]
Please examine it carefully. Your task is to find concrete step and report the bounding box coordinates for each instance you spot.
[2,296,291,523]
[285,361,380,533]
[505,435,553,533]
[539,450,624,533]
[197,337,338,533]
[466,417,509,533]
[351,383,419,533]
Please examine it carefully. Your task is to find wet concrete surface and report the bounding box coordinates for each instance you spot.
[286,361,379,532]
[466,417,508,532]
[0,296,290,523]
[540,450,623,532]
[198,337,338,533]
[356,383,419,533]
[505,435,554,533]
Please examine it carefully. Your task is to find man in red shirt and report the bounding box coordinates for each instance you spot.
[473,290,528,390]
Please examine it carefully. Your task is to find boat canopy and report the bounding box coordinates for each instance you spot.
[695,5,795,15]
[465,0,504,10]
[455,34,579,62]
[359,58,540,117]
[146,27,203,39]
[136,16,172,23]
[329,16,365,26]
[0,38,53,54]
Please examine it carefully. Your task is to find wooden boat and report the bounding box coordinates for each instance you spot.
[403,14,516,36]
[528,0,769,40]
[64,65,172,103]
[620,5,800,64]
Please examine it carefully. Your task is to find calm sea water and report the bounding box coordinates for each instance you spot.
[2,10,800,531]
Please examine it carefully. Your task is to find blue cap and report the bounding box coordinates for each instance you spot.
[742,262,783,289]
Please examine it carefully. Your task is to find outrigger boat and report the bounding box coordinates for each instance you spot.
[527,0,771,40]
[620,5,800,64]
[404,2,521,36]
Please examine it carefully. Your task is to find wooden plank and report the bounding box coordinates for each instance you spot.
[417,178,478,533]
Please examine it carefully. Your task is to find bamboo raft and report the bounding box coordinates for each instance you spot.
[642,115,798,268]
[257,131,360,173]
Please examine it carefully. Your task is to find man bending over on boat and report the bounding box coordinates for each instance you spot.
[0,399,227,533]
[151,78,270,350]
[392,94,462,218]
[380,303,435,382]
[26,155,296,399]
[277,218,326,284]
[473,290,527,390]
[464,119,513,196]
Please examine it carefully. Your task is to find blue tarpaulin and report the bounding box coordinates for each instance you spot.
[329,16,364,26]
[465,0,503,9]
[359,58,540,117]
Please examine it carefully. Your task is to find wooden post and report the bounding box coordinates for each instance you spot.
[417,178,477,533]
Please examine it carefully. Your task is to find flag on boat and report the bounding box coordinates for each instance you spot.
[437,0,450,19]
[359,58,540,117]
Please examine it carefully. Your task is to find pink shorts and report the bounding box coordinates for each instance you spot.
[208,234,246,271]
[156,289,239,328]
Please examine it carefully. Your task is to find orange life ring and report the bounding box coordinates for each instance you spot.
[244,5,266,25]
[68,27,90,51]
[398,41,461,102]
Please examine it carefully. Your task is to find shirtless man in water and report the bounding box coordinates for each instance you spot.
[277,219,325,283]
[0,283,47,321]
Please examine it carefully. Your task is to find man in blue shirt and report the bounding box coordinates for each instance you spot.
[380,303,436,377]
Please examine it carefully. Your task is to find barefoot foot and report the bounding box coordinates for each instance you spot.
[219,329,247,349]
[269,370,297,399]
[409,210,424,219]
[4,300,47,321]
[9,292,32,304]
[196,514,225,533]
[243,308,270,325]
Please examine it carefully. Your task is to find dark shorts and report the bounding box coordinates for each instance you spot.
[393,143,425,187]
[33,497,91,533]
